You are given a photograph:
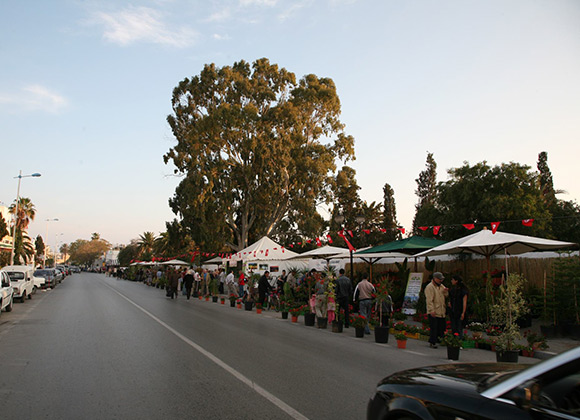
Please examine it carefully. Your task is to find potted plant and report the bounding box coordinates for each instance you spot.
[467,322,484,339]
[289,306,301,323]
[279,298,290,319]
[490,273,529,363]
[350,314,367,338]
[441,330,462,360]
[373,276,393,344]
[229,293,237,307]
[394,333,407,348]
[256,303,263,314]
[332,310,345,333]
[524,330,548,350]
[220,296,226,305]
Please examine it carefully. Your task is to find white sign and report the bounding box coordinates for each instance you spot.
[402,272,423,315]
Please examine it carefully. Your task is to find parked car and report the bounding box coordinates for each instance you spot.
[0,271,14,315]
[367,346,580,420]
[32,274,46,292]
[56,265,69,276]
[34,269,57,289]
[1,265,35,302]
[53,268,64,284]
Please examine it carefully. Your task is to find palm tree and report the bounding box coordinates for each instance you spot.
[9,197,36,230]
[137,232,157,259]
[13,230,35,265]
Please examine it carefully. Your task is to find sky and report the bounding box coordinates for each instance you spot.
[1,0,579,250]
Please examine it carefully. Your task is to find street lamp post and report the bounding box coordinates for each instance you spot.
[9,171,41,265]
[44,218,59,268]
[334,213,365,282]
[54,233,63,267]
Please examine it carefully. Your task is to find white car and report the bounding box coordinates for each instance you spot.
[0,271,14,314]
[33,275,45,292]
[1,265,35,303]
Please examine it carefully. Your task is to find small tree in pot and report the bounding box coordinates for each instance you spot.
[490,273,529,362]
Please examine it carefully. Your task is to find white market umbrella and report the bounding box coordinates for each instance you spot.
[159,259,190,266]
[291,245,348,259]
[416,228,576,274]
[226,236,299,262]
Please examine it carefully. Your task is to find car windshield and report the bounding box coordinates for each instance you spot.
[35,270,51,276]
[478,369,523,391]
[7,272,25,281]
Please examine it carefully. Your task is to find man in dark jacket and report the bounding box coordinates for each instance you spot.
[335,268,353,327]
[258,271,272,307]
[183,268,195,300]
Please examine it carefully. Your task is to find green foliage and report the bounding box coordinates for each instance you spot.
[545,255,580,325]
[382,183,401,242]
[165,58,354,251]
[0,212,8,241]
[69,237,111,266]
[490,274,529,351]
[117,243,140,267]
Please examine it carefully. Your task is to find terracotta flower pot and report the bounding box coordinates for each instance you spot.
[396,339,407,349]
[291,315,298,323]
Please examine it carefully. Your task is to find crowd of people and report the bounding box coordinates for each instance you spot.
[112,265,469,343]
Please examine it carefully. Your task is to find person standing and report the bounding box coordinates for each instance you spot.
[353,274,375,334]
[225,270,236,297]
[424,272,449,348]
[258,271,272,307]
[335,269,353,328]
[168,268,180,299]
[314,274,328,327]
[218,268,226,294]
[183,268,194,300]
[238,272,245,298]
[448,274,468,339]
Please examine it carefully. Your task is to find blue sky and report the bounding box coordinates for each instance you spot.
[1,0,579,248]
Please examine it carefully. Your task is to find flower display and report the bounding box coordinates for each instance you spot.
[350,314,367,329]
[440,330,462,348]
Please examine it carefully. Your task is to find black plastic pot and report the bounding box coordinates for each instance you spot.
[316,317,328,329]
[496,350,519,363]
[281,312,289,319]
[447,346,460,361]
[374,326,389,343]
[304,313,315,326]
[331,321,343,333]
[244,301,253,311]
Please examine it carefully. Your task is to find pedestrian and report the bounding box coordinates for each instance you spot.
[335,268,352,327]
[353,273,375,334]
[276,270,287,294]
[424,272,449,348]
[167,268,180,299]
[314,273,328,327]
[218,268,226,294]
[194,270,201,296]
[238,272,245,298]
[448,274,468,339]
[183,267,195,300]
[225,270,236,297]
[258,271,272,307]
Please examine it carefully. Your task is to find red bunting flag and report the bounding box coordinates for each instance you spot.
[306,239,312,244]
[363,229,370,234]
[326,234,333,244]
[297,242,301,245]
[289,244,294,248]
[265,249,269,257]
[315,237,322,246]
[347,230,353,237]
[463,224,475,230]
[419,226,429,231]
[491,222,500,234]
[281,247,285,253]
[433,226,441,235]
[380,228,386,233]
[522,219,534,227]
[397,227,405,234]
[337,230,356,252]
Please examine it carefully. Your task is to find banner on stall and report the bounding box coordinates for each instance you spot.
[402,272,423,315]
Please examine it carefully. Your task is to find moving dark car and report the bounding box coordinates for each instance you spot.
[368,347,580,419]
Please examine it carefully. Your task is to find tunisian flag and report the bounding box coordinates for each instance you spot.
[433,226,441,235]
[337,230,356,252]
[462,224,475,230]
[522,219,534,227]
[491,222,501,234]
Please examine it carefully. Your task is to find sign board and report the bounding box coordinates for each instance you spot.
[402,272,423,315]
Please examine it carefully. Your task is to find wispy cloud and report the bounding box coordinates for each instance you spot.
[0,85,68,113]
[277,0,309,21]
[206,7,232,23]
[239,0,279,6]
[91,6,198,48]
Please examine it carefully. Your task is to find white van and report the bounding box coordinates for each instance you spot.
[0,271,14,314]
[1,265,35,303]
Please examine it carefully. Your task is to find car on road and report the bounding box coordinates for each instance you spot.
[33,274,45,292]
[34,268,58,289]
[53,268,64,284]
[367,346,580,420]
[1,265,35,302]
[0,271,14,315]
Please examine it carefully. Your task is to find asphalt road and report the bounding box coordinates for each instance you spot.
[0,272,537,420]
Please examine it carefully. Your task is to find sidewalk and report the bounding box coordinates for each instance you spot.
[402,317,579,360]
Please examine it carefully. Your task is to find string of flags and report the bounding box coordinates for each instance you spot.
[130,217,539,264]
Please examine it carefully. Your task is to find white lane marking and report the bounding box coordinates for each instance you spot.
[104,281,309,420]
